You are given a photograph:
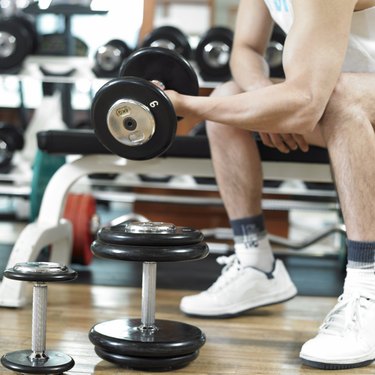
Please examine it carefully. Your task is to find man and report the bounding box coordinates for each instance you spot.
[163,0,375,370]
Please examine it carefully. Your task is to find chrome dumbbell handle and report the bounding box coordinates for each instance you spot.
[140,262,157,331]
[29,282,48,361]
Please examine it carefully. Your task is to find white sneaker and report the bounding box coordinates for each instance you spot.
[300,292,375,369]
[180,255,297,317]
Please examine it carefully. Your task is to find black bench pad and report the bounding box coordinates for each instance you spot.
[37,129,329,163]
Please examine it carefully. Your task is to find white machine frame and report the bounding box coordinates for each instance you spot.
[0,153,334,307]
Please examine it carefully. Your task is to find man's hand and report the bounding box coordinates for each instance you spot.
[258,132,309,153]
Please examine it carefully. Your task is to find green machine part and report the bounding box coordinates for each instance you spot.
[30,150,65,222]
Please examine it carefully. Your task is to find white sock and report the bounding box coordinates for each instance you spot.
[344,268,375,299]
[235,236,275,273]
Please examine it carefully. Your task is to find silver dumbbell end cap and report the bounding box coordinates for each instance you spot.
[124,221,176,234]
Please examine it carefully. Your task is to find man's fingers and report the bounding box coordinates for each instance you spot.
[258,133,274,148]
[269,134,290,153]
[260,133,310,153]
[280,134,298,151]
[293,134,309,152]
[151,80,165,90]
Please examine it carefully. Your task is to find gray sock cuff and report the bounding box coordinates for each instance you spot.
[230,214,266,244]
[347,239,375,269]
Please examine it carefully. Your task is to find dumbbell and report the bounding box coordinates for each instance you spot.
[141,25,192,59]
[89,221,209,371]
[195,26,233,82]
[265,25,286,78]
[0,123,24,170]
[1,262,77,374]
[92,39,133,77]
[0,14,38,72]
[91,46,199,160]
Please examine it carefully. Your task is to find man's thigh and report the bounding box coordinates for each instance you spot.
[337,72,375,123]
[304,72,375,148]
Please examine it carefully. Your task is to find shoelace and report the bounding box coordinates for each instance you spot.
[207,254,243,293]
[319,293,371,336]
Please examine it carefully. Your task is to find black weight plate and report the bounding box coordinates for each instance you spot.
[0,18,32,70]
[3,262,77,282]
[107,39,132,56]
[0,138,12,168]
[93,39,132,77]
[195,26,233,80]
[203,26,233,39]
[119,47,199,97]
[89,319,205,358]
[1,350,75,374]
[0,123,24,151]
[91,240,209,262]
[142,25,192,59]
[14,15,39,54]
[91,77,177,160]
[266,25,286,78]
[94,346,198,371]
[97,223,204,246]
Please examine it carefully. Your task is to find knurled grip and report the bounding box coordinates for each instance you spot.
[31,282,47,357]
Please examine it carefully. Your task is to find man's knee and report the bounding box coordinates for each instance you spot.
[209,80,242,98]
[206,80,244,137]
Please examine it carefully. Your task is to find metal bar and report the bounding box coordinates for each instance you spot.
[30,282,48,359]
[141,262,157,329]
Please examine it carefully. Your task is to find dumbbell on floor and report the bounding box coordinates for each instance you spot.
[1,262,77,374]
[89,221,209,371]
[91,46,199,160]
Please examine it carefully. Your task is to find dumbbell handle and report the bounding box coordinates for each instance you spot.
[141,262,157,330]
[30,282,48,360]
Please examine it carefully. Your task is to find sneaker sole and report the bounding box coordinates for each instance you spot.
[301,357,374,370]
[182,289,297,319]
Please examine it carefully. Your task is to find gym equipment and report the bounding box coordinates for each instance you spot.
[195,26,233,82]
[141,25,191,59]
[265,25,286,78]
[93,39,132,77]
[63,193,99,265]
[38,33,88,57]
[0,14,38,72]
[0,123,24,170]
[89,221,209,371]
[1,262,77,374]
[91,46,199,160]
[0,125,339,309]
[30,150,66,222]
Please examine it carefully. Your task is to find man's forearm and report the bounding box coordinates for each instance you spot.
[170,80,317,134]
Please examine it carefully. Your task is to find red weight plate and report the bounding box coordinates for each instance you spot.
[63,193,80,262]
[63,194,96,265]
[75,194,96,265]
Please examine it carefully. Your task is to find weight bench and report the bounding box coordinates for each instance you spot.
[0,129,344,307]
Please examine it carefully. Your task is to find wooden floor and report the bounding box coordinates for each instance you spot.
[0,283,374,375]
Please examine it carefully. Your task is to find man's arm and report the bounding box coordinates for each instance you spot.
[229,0,274,90]
[167,0,357,134]
[230,0,309,152]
